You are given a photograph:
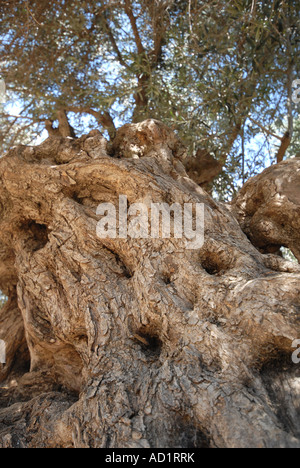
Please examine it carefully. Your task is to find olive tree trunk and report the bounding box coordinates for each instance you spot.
[0,120,299,448]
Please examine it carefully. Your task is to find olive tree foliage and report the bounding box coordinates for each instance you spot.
[0,0,299,198]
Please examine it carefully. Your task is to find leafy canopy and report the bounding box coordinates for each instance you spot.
[0,0,299,199]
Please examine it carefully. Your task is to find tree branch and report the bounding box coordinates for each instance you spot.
[56,110,76,138]
[123,0,146,56]
[1,114,44,123]
[275,16,294,163]
[248,117,282,141]
[148,1,169,68]
[25,0,43,27]
[67,106,116,139]
[102,12,129,69]
[218,121,242,165]
[248,116,292,163]
[250,0,257,19]
[185,122,242,189]
[276,131,291,163]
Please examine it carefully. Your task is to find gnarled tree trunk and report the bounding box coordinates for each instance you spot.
[0,120,299,448]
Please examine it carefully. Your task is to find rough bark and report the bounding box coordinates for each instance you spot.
[185,149,223,188]
[231,158,300,261]
[45,111,76,139]
[0,119,299,448]
[276,132,291,164]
